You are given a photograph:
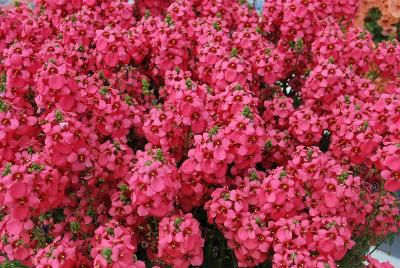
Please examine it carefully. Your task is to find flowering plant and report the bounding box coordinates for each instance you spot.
[0,0,400,267]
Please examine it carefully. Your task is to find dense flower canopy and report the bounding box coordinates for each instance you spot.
[0,0,400,267]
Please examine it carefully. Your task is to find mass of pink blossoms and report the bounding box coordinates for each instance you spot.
[0,0,400,267]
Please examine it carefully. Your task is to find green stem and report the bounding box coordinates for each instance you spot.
[368,235,389,256]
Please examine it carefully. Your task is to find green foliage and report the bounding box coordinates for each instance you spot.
[289,39,304,54]
[102,248,113,264]
[209,125,219,136]
[141,79,151,95]
[213,22,221,31]
[31,225,53,249]
[242,106,253,119]
[365,8,386,43]
[0,260,28,268]
[165,14,174,26]
[185,78,193,89]
[231,48,239,58]
[124,95,133,105]
[55,110,64,122]
[0,99,8,112]
[69,221,81,233]
[0,73,6,93]
[1,163,11,177]
[154,149,165,162]
[364,8,400,43]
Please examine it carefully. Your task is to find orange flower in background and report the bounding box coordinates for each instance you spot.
[356,0,400,36]
[389,0,400,18]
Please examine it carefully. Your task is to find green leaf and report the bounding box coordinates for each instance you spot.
[99,86,109,95]
[0,73,6,93]
[242,105,253,119]
[2,163,12,177]
[0,260,29,268]
[106,227,114,236]
[55,110,64,123]
[209,125,219,136]
[264,140,273,152]
[337,171,349,183]
[185,78,193,89]
[144,10,151,19]
[69,221,80,233]
[213,22,221,31]
[124,95,133,105]
[250,171,259,181]
[165,14,174,26]
[0,99,8,112]
[223,192,230,201]
[141,79,151,95]
[102,247,113,264]
[154,149,164,162]
[230,48,239,58]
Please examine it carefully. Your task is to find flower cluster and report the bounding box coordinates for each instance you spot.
[158,213,204,268]
[90,220,145,268]
[0,0,399,267]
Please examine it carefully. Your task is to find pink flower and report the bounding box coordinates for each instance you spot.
[289,107,325,146]
[313,216,354,260]
[158,213,204,268]
[212,51,253,93]
[382,169,400,192]
[94,27,130,68]
[366,256,395,268]
[0,1,399,266]
[90,220,141,267]
[127,148,180,218]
